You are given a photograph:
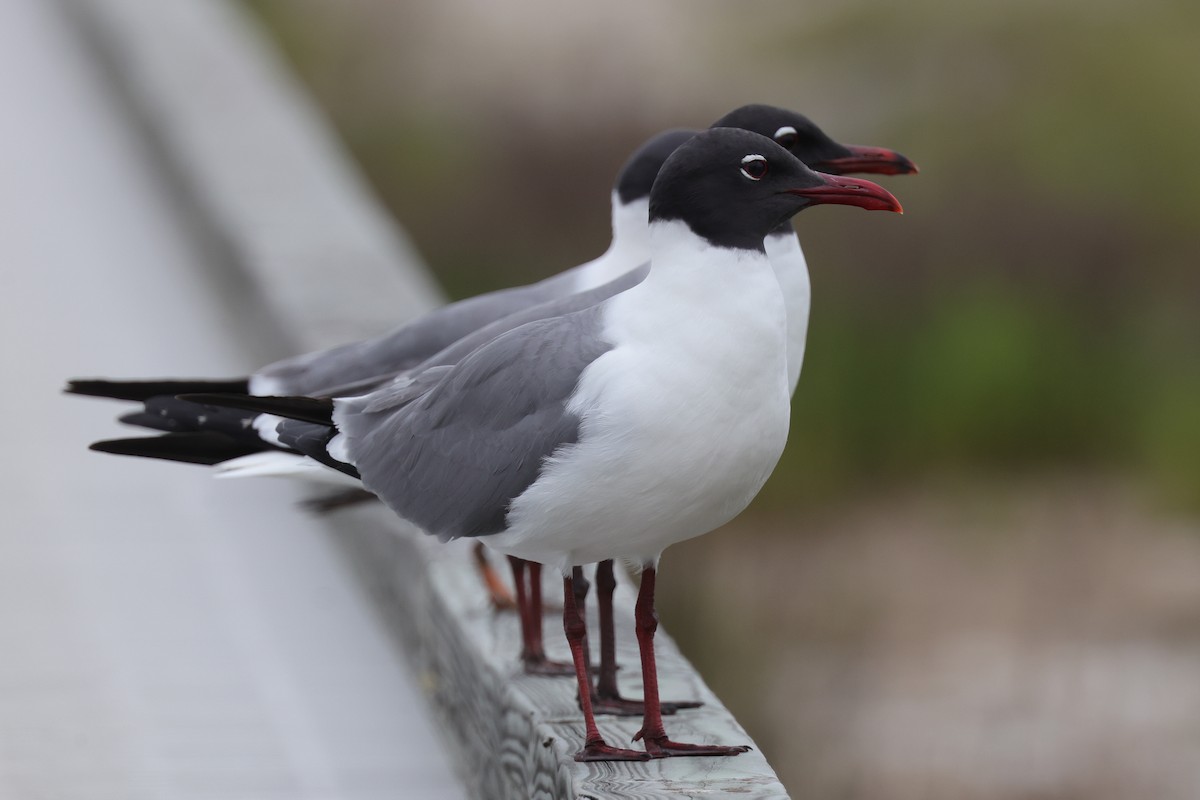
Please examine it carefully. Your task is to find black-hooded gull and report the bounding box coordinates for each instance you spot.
[181,127,903,759]
[74,105,918,702]
[580,105,917,713]
[68,105,914,449]
[66,125,693,634]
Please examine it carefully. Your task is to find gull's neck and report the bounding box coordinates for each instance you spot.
[606,219,788,385]
[765,224,811,394]
[640,218,774,291]
[571,194,651,292]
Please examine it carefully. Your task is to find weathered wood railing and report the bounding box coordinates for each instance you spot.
[64,0,790,795]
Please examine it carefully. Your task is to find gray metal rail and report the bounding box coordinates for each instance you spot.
[62,0,790,795]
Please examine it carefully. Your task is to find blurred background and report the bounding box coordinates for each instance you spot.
[238,1,1200,797]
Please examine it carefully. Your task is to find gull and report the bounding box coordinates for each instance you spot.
[181,127,903,759]
[75,106,917,701]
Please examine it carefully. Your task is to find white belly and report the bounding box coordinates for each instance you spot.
[492,236,790,572]
[494,369,789,570]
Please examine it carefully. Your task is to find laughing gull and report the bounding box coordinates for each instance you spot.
[711,104,916,392]
[68,105,914,440]
[68,128,696,633]
[76,105,918,695]
[67,126,692,619]
[69,106,916,470]
[67,127,686,677]
[582,104,917,712]
[446,105,918,702]
[181,127,904,759]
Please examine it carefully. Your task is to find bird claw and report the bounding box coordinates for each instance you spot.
[574,741,653,762]
[635,731,751,758]
[522,656,576,677]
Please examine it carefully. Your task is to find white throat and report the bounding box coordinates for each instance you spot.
[571,194,651,292]
[764,227,812,394]
[618,219,785,334]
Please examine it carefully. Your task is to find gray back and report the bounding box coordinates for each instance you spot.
[411,265,645,373]
[314,265,645,401]
[256,269,582,395]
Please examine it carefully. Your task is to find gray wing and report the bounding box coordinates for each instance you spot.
[337,305,612,541]
[315,264,646,405]
[255,267,584,396]
[355,366,455,415]
[413,264,646,373]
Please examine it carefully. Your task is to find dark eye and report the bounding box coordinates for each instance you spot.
[740,155,768,181]
[773,125,799,149]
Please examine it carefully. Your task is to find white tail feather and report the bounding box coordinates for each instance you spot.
[214,451,360,487]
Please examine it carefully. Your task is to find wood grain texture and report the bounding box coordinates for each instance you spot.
[64,0,791,795]
[333,512,790,798]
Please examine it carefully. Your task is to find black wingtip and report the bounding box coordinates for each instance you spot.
[180,393,335,427]
[66,377,250,402]
[89,432,265,465]
[118,410,176,432]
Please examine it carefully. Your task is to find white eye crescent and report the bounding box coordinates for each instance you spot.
[740,154,768,181]
[768,126,796,146]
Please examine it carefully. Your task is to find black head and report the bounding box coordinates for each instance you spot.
[649,127,902,251]
[712,104,918,176]
[615,128,700,205]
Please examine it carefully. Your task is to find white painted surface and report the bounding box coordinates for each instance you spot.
[0,1,463,796]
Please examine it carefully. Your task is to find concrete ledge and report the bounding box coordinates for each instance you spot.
[62,0,790,796]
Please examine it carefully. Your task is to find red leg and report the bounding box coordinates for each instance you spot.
[510,557,573,676]
[571,566,593,673]
[591,560,702,717]
[568,566,607,713]
[508,557,529,628]
[563,576,649,762]
[632,565,750,758]
[475,543,516,610]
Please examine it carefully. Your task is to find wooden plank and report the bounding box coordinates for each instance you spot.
[63,0,791,795]
[335,512,789,798]
[1,1,464,796]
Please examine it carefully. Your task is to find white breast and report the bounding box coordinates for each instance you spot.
[495,222,790,572]
[765,229,811,394]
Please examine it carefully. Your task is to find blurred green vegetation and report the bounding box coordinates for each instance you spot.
[776,283,1200,508]
[244,0,1199,509]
